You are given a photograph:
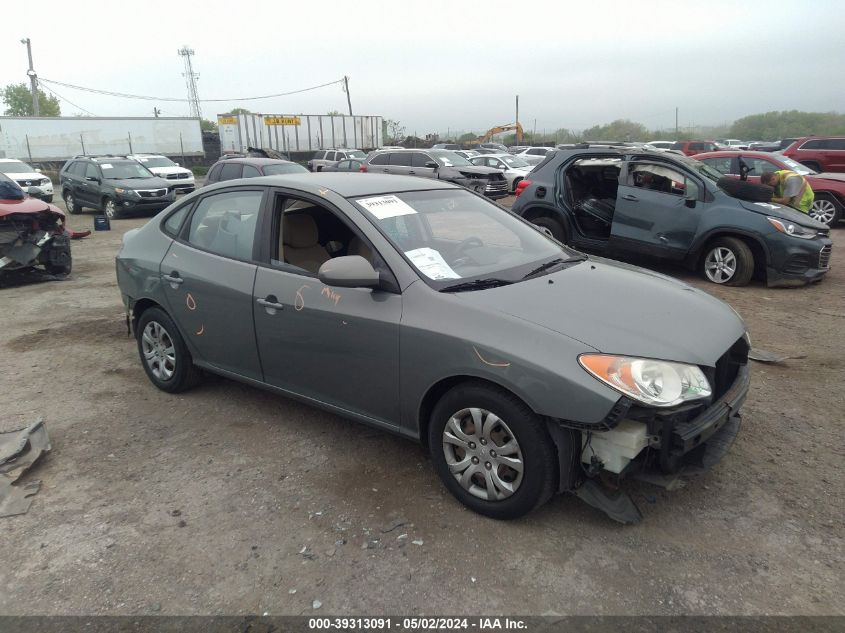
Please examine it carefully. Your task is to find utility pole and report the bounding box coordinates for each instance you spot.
[515,95,520,144]
[178,46,202,119]
[21,38,39,116]
[153,107,161,118]
[343,76,353,116]
[675,107,679,138]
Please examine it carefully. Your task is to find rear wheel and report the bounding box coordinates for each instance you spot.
[808,193,842,227]
[511,177,523,193]
[531,216,566,241]
[702,237,754,286]
[428,382,558,519]
[63,190,82,214]
[136,307,201,393]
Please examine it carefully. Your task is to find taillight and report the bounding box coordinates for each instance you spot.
[359,165,367,172]
[515,179,532,197]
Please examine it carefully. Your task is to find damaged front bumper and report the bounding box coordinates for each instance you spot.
[0,218,71,276]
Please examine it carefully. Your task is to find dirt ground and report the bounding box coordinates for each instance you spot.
[1,194,843,616]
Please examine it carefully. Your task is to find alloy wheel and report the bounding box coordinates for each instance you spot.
[442,407,524,501]
[141,321,176,381]
[104,199,117,219]
[64,192,75,211]
[704,246,737,284]
[809,199,837,225]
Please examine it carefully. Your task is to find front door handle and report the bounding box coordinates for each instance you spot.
[621,194,639,202]
[162,272,183,285]
[408,170,416,175]
[257,295,285,313]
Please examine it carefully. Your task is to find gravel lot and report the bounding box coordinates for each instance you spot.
[1,195,843,616]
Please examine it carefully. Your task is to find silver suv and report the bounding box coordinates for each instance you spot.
[308,148,367,171]
[360,149,509,199]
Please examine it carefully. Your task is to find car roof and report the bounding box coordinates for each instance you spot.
[200,172,457,198]
[695,150,779,158]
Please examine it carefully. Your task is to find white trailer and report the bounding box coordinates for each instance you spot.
[217,113,382,154]
[0,117,204,162]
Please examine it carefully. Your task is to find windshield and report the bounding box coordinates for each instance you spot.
[0,161,37,174]
[429,150,472,167]
[137,156,176,168]
[100,162,155,179]
[347,150,366,159]
[263,163,309,175]
[676,155,724,183]
[354,189,579,288]
[500,155,530,168]
[779,156,815,175]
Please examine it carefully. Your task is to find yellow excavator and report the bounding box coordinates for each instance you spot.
[466,122,524,146]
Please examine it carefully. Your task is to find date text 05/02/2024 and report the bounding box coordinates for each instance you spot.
[308,617,528,630]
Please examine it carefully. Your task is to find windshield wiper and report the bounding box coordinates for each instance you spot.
[440,278,513,293]
[521,256,586,280]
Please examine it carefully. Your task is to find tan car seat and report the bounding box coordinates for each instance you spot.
[347,236,372,262]
[283,214,330,272]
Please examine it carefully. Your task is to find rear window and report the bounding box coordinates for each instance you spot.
[390,153,412,167]
[219,163,243,181]
[823,139,845,150]
[369,153,389,166]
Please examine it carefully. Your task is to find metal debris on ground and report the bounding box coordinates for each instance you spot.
[749,348,808,364]
[0,418,51,518]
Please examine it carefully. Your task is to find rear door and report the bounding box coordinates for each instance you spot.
[388,152,413,176]
[609,160,704,260]
[823,139,845,171]
[159,187,266,380]
[80,162,102,205]
[366,152,391,174]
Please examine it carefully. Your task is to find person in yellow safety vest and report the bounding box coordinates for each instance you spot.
[760,170,814,213]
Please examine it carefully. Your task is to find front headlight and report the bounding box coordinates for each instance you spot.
[114,188,139,197]
[579,354,712,407]
[767,216,815,239]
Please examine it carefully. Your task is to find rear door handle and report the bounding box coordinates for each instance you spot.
[162,272,183,285]
[621,194,639,202]
[408,170,416,175]
[257,295,285,312]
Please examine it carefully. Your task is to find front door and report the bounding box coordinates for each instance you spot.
[609,161,704,261]
[159,187,266,380]
[79,163,101,205]
[252,191,402,425]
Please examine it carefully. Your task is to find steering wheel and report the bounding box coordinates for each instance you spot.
[451,236,485,268]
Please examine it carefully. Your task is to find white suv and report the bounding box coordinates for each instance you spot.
[127,154,195,193]
[308,149,366,171]
[0,159,54,202]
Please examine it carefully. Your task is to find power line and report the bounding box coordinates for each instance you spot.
[39,82,96,116]
[38,76,345,103]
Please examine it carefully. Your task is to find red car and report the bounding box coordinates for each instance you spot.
[0,173,72,280]
[782,136,845,174]
[695,150,845,226]
[671,140,719,156]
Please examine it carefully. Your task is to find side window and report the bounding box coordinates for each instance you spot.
[67,161,83,176]
[745,158,778,176]
[187,190,263,260]
[207,163,223,182]
[800,140,822,150]
[701,157,733,174]
[628,163,698,198]
[689,143,704,151]
[411,153,430,167]
[242,165,261,178]
[313,151,325,160]
[85,163,100,179]
[162,203,191,236]
[326,152,337,162]
[390,153,413,167]
[823,139,845,150]
[369,153,389,166]
[470,157,485,166]
[219,163,243,181]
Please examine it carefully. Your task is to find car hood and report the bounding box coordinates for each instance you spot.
[147,166,192,176]
[2,171,48,182]
[456,257,745,367]
[738,200,828,229]
[811,172,845,185]
[0,196,65,219]
[106,177,170,188]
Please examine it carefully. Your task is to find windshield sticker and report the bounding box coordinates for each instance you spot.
[357,195,418,220]
[139,158,148,162]
[100,163,113,169]
[405,247,461,280]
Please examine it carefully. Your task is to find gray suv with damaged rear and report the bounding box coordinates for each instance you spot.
[116,173,750,523]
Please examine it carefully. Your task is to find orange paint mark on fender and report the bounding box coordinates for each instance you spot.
[295,284,311,311]
[473,346,510,368]
[186,293,197,311]
[196,324,204,336]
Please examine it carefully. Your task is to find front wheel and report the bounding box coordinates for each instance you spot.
[136,307,201,393]
[702,237,754,286]
[428,382,558,519]
[809,194,842,227]
[103,197,121,220]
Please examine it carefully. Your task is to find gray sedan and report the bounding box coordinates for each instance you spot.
[116,173,750,522]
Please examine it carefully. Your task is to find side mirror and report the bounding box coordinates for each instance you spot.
[685,195,697,209]
[318,256,381,289]
[86,176,99,183]
[27,186,45,198]
[175,162,181,166]
[424,161,438,169]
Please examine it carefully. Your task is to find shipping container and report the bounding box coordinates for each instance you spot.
[217,113,383,154]
[0,117,204,162]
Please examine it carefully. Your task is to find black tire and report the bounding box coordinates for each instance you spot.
[717,176,773,203]
[103,197,122,220]
[701,236,755,286]
[136,307,201,393]
[511,177,523,193]
[44,195,53,203]
[428,381,558,519]
[800,161,822,174]
[531,216,566,242]
[63,190,82,214]
[809,193,842,227]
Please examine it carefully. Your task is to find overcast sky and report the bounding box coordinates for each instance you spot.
[2,0,844,135]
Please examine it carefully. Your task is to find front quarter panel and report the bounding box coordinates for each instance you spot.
[399,282,622,436]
